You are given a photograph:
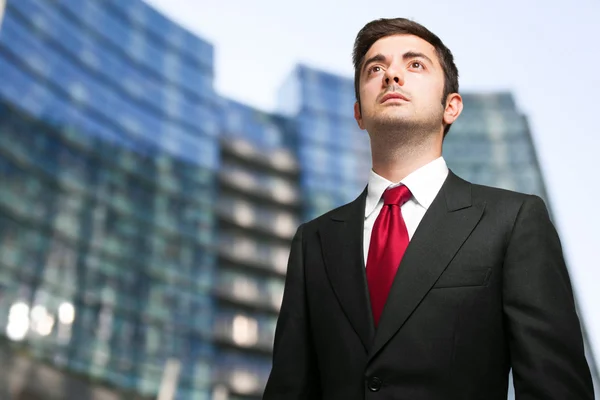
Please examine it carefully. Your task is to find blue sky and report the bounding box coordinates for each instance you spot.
[145,0,600,368]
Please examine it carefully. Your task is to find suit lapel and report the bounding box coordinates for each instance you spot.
[319,187,376,353]
[368,171,486,361]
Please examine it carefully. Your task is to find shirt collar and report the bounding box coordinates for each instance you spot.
[365,157,449,218]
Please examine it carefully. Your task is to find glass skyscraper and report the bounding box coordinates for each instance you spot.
[0,0,219,398]
[212,99,300,398]
[0,0,596,399]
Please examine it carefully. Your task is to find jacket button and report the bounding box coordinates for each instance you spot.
[368,377,382,392]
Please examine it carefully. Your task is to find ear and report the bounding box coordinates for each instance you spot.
[354,101,365,130]
[443,93,463,125]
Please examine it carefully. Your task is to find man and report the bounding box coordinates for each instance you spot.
[263,18,595,400]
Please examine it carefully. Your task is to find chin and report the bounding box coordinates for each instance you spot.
[375,114,414,126]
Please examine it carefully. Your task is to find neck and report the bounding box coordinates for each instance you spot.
[370,132,443,183]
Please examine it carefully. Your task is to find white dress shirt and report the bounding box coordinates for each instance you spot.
[363,157,449,265]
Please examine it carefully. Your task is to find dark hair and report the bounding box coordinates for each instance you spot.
[352,18,459,136]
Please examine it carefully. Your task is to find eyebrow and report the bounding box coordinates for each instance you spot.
[361,51,435,74]
[403,51,434,66]
[362,53,387,74]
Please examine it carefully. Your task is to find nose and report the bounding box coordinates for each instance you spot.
[384,66,404,86]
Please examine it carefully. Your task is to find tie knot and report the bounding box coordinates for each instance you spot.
[383,185,412,206]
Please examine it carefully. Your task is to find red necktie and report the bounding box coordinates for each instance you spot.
[366,185,412,327]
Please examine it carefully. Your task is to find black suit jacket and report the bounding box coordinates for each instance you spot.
[263,171,595,400]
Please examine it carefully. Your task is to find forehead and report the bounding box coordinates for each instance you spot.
[365,34,439,65]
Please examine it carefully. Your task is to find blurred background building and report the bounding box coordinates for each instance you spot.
[0,0,596,399]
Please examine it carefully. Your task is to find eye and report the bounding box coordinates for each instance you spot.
[368,65,383,75]
[410,61,424,69]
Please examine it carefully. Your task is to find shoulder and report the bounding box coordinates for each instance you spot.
[471,182,546,206]
[300,201,356,232]
[448,170,544,207]
[294,188,366,237]
[471,182,530,203]
[459,176,550,222]
[450,176,554,247]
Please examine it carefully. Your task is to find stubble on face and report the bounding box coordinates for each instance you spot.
[364,84,445,149]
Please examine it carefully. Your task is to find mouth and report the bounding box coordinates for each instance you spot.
[380,93,410,103]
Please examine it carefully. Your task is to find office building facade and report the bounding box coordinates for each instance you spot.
[212,99,300,398]
[0,0,219,398]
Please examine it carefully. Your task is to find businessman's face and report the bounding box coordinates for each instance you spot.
[354,34,447,135]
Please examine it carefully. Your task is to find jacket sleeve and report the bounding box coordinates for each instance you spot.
[263,224,321,399]
[503,195,595,399]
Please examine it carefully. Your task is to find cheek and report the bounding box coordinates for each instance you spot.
[417,83,443,107]
[427,79,446,102]
[360,84,372,99]
[361,82,380,105]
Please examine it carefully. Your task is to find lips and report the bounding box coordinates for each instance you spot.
[380,93,409,103]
